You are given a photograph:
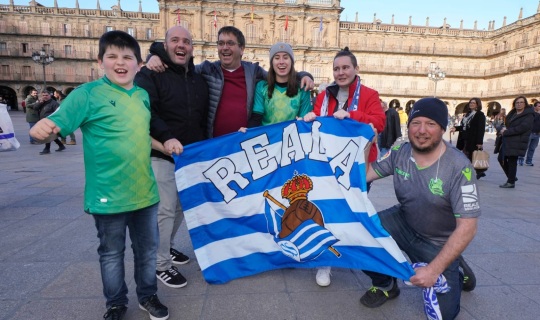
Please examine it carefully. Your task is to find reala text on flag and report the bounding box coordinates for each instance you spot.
[173,117,414,284]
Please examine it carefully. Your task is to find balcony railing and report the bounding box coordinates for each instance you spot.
[0,5,159,19]
[0,71,99,84]
[0,25,159,41]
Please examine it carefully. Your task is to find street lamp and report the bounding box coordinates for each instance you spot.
[427,63,445,97]
[32,47,54,90]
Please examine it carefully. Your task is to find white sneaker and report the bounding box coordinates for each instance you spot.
[316,267,332,287]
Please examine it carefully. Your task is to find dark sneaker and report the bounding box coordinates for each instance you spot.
[459,256,477,292]
[156,266,187,288]
[476,172,486,179]
[499,182,515,188]
[139,295,169,320]
[39,149,51,155]
[170,248,190,265]
[525,163,534,166]
[56,145,66,152]
[103,305,127,320]
[360,278,400,308]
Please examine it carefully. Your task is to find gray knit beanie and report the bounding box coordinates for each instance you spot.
[269,42,294,63]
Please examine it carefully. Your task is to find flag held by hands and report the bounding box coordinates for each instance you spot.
[173,118,414,284]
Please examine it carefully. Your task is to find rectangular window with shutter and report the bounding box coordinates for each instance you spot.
[22,65,31,78]
[1,65,10,75]
[41,22,50,35]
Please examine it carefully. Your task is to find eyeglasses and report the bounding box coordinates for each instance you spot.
[217,40,238,48]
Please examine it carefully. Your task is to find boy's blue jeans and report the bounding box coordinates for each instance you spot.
[93,203,159,308]
[363,205,462,320]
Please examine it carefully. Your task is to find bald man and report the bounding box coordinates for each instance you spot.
[135,26,209,288]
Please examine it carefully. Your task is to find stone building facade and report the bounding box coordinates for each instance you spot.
[1,0,539,115]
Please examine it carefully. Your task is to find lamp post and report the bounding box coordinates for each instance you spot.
[427,63,445,97]
[32,47,54,90]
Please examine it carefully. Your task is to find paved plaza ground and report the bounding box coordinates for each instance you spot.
[1,110,539,320]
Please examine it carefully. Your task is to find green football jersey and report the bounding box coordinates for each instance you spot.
[49,77,159,214]
[253,81,313,126]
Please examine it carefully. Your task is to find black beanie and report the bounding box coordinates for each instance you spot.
[408,97,448,129]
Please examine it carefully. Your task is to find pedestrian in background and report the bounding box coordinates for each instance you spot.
[54,90,76,145]
[36,90,65,155]
[498,96,534,188]
[378,100,401,156]
[450,98,487,179]
[24,89,40,144]
[518,100,540,166]
[397,106,408,140]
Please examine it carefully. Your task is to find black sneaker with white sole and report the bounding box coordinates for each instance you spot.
[139,295,169,320]
[156,266,187,288]
[170,248,190,265]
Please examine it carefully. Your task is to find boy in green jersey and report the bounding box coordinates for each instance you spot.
[30,31,168,320]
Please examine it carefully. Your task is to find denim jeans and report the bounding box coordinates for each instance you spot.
[518,133,540,164]
[93,203,159,308]
[28,122,36,143]
[364,205,462,320]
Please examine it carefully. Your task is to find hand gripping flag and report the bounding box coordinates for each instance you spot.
[173,117,414,284]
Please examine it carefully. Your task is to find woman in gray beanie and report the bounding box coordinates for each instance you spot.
[247,42,312,127]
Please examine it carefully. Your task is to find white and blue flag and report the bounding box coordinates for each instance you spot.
[174,117,414,284]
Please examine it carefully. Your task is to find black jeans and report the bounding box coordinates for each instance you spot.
[363,205,462,320]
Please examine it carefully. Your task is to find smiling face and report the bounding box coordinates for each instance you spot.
[217,32,244,70]
[164,26,193,67]
[408,116,445,154]
[98,45,141,90]
[272,52,292,82]
[333,56,358,88]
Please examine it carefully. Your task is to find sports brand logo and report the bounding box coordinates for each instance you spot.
[461,184,479,211]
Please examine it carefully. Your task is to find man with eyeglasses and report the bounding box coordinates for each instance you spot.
[146,26,314,137]
[518,101,540,166]
[135,25,209,289]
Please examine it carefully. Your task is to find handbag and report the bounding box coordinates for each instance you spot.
[472,149,489,170]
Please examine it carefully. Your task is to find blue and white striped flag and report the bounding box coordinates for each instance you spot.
[173,117,414,284]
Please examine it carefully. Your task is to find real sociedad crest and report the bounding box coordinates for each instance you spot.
[263,172,340,262]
